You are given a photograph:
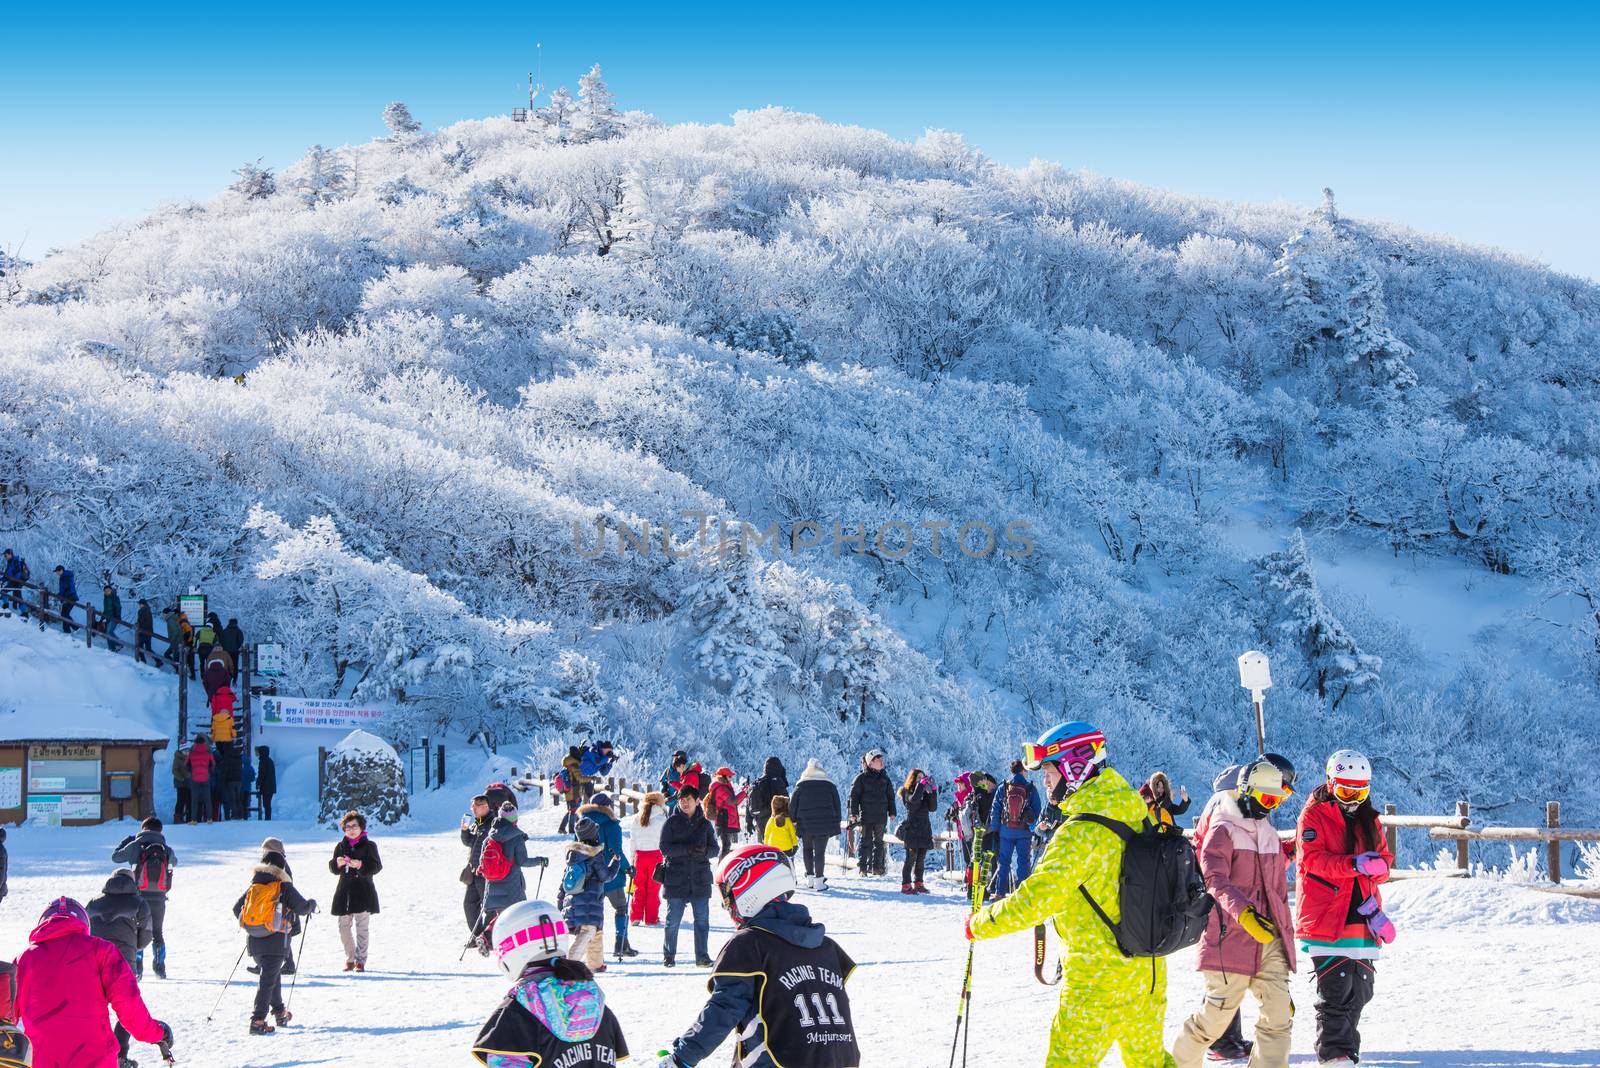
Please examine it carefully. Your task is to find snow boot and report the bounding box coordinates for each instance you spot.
[119,1056,138,1068]
[694,956,714,967]
[249,1018,275,1036]
[134,950,144,978]
[344,960,355,971]
[901,883,916,895]
[617,937,640,959]
[1207,1040,1253,1063]
[815,876,829,892]
[153,944,166,979]
[914,882,930,894]
[273,1009,293,1027]
[663,952,675,968]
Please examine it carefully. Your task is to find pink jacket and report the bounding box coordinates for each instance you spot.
[1194,792,1295,975]
[15,914,164,1067]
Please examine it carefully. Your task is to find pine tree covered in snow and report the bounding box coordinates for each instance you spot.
[687,539,789,727]
[291,144,351,206]
[575,65,621,142]
[1257,529,1383,709]
[382,100,422,140]
[229,159,277,200]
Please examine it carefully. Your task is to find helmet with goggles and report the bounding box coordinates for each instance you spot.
[1325,749,1372,808]
[1236,759,1292,819]
[1022,721,1107,799]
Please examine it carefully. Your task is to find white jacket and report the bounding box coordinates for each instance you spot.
[626,809,665,861]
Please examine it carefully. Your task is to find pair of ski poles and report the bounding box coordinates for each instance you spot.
[948,827,989,1068]
[206,913,314,1024]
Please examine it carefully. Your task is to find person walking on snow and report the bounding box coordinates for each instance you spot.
[964,722,1169,1068]
[186,734,215,823]
[848,750,896,877]
[627,792,667,927]
[763,794,799,860]
[52,565,77,633]
[656,844,859,1068]
[101,584,122,650]
[895,769,937,894]
[577,792,637,961]
[233,847,317,1035]
[1141,771,1191,827]
[134,598,154,665]
[789,759,842,890]
[1169,759,1297,1068]
[658,783,718,967]
[330,811,383,972]
[15,897,172,1068]
[473,800,550,954]
[560,817,620,973]
[86,869,152,1068]
[990,760,1042,896]
[747,757,789,841]
[704,768,745,858]
[471,899,629,1068]
[255,746,277,820]
[461,794,494,936]
[1295,751,1393,1068]
[659,751,690,802]
[111,817,175,979]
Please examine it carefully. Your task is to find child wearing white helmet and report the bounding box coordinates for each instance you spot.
[656,844,860,1068]
[1294,750,1394,1068]
[470,899,629,1068]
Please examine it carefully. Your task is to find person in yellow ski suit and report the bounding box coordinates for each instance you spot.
[967,721,1174,1068]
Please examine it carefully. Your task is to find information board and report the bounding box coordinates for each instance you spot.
[259,695,387,731]
[28,744,102,793]
[0,767,20,809]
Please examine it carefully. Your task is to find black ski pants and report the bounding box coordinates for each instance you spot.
[801,834,829,877]
[901,847,927,885]
[858,822,886,874]
[1312,955,1376,1063]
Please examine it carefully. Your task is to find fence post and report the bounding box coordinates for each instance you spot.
[317,747,328,814]
[86,605,96,648]
[436,743,446,787]
[1383,803,1398,865]
[1547,801,1561,884]
[1456,801,1470,874]
[177,649,189,742]
[240,651,252,741]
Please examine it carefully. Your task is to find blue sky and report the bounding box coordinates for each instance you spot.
[4,3,1598,279]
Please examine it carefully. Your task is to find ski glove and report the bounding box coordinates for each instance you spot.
[1354,850,1389,878]
[1357,895,1396,943]
[1238,907,1279,944]
[530,855,550,868]
[158,1021,174,1046]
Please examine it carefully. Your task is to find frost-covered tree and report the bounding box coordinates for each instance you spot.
[1271,206,1340,368]
[685,539,789,725]
[537,87,576,140]
[1336,258,1418,394]
[291,145,351,207]
[382,101,422,140]
[574,64,621,142]
[1257,530,1382,709]
[230,159,277,200]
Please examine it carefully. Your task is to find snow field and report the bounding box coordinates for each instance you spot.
[3,806,1598,1067]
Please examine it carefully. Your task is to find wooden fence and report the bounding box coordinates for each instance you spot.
[4,576,187,664]
[1429,801,1600,885]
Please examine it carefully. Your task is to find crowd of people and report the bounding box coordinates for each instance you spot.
[0,723,1393,1068]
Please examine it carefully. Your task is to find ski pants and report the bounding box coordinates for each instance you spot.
[605,887,629,943]
[857,822,886,874]
[247,940,288,1021]
[901,847,927,885]
[630,850,662,925]
[464,875,486,933]
[1045,968,1171,1068]
[801,834,829,877]
[1312,955,1375,1063]
[145,895,166,948]
[189,782,212,822]
[995,830,1032,894]
[568,924,604,971]
[1171,940,1294,1068]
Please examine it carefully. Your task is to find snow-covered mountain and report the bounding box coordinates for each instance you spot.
[3,74,1596,823]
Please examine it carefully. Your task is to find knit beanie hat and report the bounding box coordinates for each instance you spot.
[260,836,286,855]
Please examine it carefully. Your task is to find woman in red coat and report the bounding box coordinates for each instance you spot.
[1294,749,1394,1068]
[15,897,170,1067]
[703,768,745,858]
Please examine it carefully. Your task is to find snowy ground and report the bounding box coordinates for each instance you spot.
[3,804,1598,1068]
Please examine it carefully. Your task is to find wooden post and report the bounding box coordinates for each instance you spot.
[1383,804,1398,865]
[86,605,96,648]
[1547,801,1561,884]
[240,650,252,742]
[317,747,329,813]
[1456,801,1470,874]
[177,648,189,742]
[436,743,446,787]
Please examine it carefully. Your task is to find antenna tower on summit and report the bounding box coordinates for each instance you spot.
[513,43,544,123]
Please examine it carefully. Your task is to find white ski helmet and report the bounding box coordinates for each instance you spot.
[490,899,570,977]
[715,844,797,926]
[1325,749,1372,788]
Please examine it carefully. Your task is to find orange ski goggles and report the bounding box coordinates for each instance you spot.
[1332,783,1370,805]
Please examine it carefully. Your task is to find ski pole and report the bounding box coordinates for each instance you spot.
[205,945,248,1021]
[285,913,312,1014]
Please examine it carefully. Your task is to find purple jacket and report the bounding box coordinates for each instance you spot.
[1195,791,1295,974]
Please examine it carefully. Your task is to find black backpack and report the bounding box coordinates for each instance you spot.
[1070,814,1212,958]
[135,841,172,893]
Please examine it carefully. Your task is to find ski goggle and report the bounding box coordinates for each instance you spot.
[1022,736,1104,772]
[1332,783,1370,805]
[1244,785,1291,811]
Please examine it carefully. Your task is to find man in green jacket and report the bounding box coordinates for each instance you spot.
[966,721,1173,1068]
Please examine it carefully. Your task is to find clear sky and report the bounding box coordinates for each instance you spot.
[4,3,1598,280]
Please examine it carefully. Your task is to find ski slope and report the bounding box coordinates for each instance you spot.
[2,805,1597,1067]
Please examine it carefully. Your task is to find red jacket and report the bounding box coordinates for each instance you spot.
[15,914,163,1067]
[1294,797,1392,942]
[704,778,744,830]
[187,742,215,784]
[209,686,235,717]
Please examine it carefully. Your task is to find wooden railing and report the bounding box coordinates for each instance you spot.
[1429,801,1600,884]
[3,576,186,663]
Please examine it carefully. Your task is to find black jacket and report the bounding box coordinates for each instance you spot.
[895,779,938,850]
[111,829,177,898]
[788,776,842,840]
[256,751,277,795]
[221,621,245,657]
[462,815,492,871]
[330,835,383,915]
[848,767,896,825]
[87,870,153,962]
[136,603,154,636]
[658,806,718,900]
[748,757,789,831]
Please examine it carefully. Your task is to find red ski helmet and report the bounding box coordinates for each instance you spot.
[714,843,797,926]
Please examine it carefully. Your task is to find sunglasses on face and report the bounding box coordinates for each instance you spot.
[1333,784,1370,804]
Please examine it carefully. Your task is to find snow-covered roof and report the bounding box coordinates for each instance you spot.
[0,703,170,744]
